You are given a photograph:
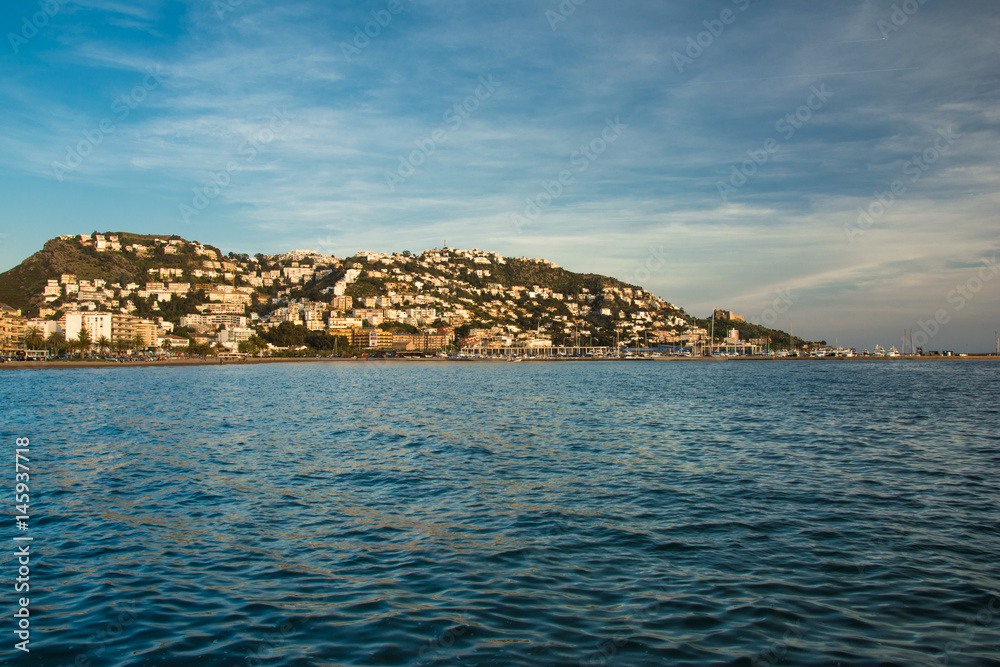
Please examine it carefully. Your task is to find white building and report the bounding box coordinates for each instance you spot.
[63,311,112,344]
[26,319,63,339]
[218,327,254,350]
[282,266,315,284]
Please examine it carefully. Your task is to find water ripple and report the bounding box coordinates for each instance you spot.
[2,361,999,665]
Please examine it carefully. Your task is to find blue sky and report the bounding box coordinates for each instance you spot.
[1,0,998,351]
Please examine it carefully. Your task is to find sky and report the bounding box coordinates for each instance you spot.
[0,0,998,352]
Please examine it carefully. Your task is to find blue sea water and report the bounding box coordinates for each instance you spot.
[2,360,1000,666]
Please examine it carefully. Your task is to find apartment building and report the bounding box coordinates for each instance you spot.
[391,333,450,352]
[351,328,393,350]
[63,311,112,345]
[331,295,353,311]
[0,304,27,352]
[111,313,158,348]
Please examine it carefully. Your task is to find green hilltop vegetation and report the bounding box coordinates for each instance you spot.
[0,233,224,312]
[0,232,819,351]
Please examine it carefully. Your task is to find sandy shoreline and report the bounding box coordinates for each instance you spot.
[1,355,996,370]
[0,356,421,370]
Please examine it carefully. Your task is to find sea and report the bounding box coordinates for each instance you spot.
[3,360,999,666]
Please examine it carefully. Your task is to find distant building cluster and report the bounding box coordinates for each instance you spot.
[2,233,760,357]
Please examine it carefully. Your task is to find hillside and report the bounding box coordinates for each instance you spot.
[0,233,223,312]
[0,232,819,352]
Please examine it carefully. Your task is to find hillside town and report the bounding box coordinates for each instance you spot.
[0,232,787,359]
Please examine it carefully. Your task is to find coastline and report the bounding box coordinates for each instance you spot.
[1,355,997,370]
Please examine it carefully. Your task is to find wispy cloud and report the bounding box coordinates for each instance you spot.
[0,0,997,348]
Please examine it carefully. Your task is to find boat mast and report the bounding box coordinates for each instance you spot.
[709,310,714,356]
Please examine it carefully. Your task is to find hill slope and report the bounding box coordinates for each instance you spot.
[0,232,821,351]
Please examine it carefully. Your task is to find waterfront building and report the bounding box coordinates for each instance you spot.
[0,304,27,353]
